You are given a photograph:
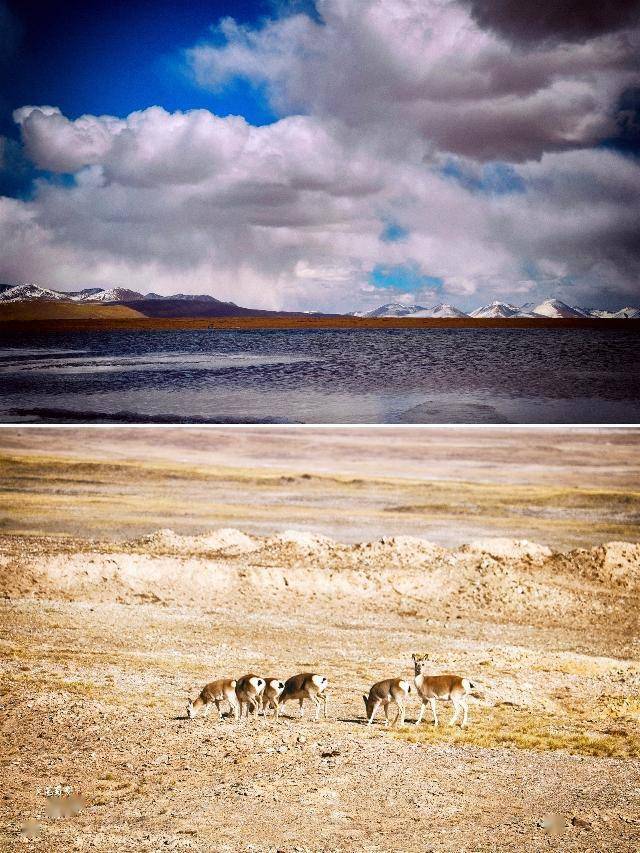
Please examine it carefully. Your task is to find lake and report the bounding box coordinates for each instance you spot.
[1,327,639,423]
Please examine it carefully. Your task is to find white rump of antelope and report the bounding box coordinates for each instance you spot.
[261,678,286,718]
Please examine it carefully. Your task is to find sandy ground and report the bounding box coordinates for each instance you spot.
[1,428,639,851]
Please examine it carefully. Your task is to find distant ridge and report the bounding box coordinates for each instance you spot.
[120,298,306,319]
[0,283,638,320]
[351,302,468,318]
[0,283,316,319]
[0,283,231,304]
[356,297,639,319]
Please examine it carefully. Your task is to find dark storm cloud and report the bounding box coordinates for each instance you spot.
[465,0,640,44]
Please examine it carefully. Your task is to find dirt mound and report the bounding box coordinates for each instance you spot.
[551,541,640,589]
[262,530,339,558]
[352,535,444,563]
[131,530,449,566]
[2,532,639,631]
[464,538,553,561]
[132,527,259,556]
[251,533,446,572]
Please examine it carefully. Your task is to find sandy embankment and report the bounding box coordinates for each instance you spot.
[3,529,639,639]
[0,302,145,322]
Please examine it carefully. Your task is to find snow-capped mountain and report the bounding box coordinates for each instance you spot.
[0,284,135,302]
[0,283,232,304]
[355,302,469,318]
[470,301,522,318]
[357,296,639,319]
[0,283,72,302]
[522,299,590,319]
[164,293,227,302]
[54,287,105,300]
[589,307,640,319]
[471,298,590,319]
[411,304,469,318]
[86,288,146,302]
[357,302,430,317]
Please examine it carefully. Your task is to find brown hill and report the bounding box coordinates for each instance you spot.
[0,301,145,321]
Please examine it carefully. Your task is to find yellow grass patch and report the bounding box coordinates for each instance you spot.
[394,703,640,758]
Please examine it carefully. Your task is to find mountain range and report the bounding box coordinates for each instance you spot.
[0,283,236,305]
[0,283,306,319]
[1,284,638,320]
[352,299,640,319]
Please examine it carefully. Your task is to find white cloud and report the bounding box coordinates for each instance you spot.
[2,0,640,310]
[14,106,126,173]
[189,0,638,161]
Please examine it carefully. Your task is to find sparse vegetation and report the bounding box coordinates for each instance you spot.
[1,448,639,547]
[395,703,640,758]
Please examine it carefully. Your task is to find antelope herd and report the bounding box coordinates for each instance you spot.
[187,655,479,728]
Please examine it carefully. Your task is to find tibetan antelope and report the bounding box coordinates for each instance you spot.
[261,678,286,718]
[412,653,477,728]
[363,678,411,727]
[280,673,328,720]
[235,674,266,718]
[187,679,240,721]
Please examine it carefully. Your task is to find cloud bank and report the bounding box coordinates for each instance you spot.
[2,0,640,311]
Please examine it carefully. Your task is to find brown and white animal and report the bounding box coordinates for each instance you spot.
[362,678,411,727]
[235,674,266,718]
[187,679,239,721]
[261,678,286,718]
[280,673,328,720]
[412,654,477,728]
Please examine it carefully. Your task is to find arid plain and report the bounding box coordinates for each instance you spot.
[1,428,639,851]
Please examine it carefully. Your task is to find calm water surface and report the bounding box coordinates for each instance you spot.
[1,328,639,423]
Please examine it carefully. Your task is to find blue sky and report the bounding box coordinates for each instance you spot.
[370,264,443,296]
[1,1,277,136]
[1,0,639,312]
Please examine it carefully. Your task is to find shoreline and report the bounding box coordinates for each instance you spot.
[3,315,640,333]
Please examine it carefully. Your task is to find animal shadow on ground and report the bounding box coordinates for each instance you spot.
[336,716,421,726]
